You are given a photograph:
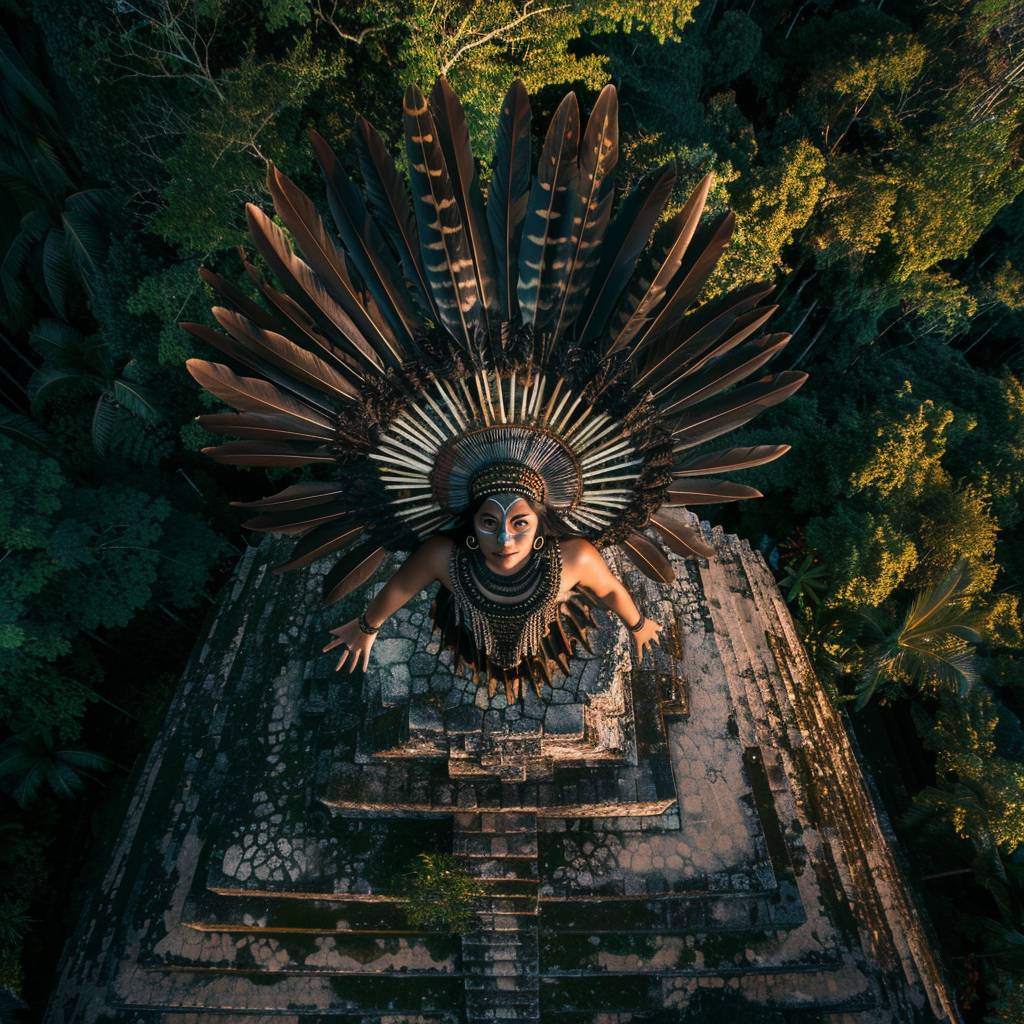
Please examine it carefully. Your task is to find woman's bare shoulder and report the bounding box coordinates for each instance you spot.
[558,536,602,566]
[417,534,455,564]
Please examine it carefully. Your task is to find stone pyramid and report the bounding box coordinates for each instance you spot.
[44,511,959,1023]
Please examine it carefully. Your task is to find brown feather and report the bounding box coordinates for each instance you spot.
[323,543,387,604]
[650,509,716,559]
[670,371,809,450]
[620,531,675,583]
[272,521,366,572]
[196,411,335,443]
[244,501,354,533]
[211,306,360,404]
[610,172,713,354]
[201,440,336,467]
[185,358,334,430]
[656,334,791,414]
[230,482,348,511]
[672,443,791,477]
[198,266,281,332]
[663,480,763,505]
[245,202,386,373]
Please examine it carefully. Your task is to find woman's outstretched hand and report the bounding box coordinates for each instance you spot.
[631,616,663,663]
[322,618,377,673]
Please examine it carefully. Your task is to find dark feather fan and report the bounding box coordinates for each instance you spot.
[182,76,807,607]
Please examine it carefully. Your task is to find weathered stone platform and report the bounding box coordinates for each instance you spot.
[44,511,959,1023]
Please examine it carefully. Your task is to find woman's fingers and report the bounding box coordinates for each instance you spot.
[323,636,346,654]
[335,647,349,672]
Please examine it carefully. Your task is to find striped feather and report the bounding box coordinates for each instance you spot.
[322,542,387,604]
[403,83,483,351]
[304,133,419,349]
[550,84,618,340]
[429,75,499,330]
[620,531,675,583]
[672,443,791,477]
[574,163,676,345]
[516,91,580,330]
[650,508,716,558]
[609,172,713,354]
[351,115,436,319]
[487,79,532,321]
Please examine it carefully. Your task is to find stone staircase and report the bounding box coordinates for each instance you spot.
[456,811,541,1023]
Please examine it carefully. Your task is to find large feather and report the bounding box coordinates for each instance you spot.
[516,91,580,331]
[403,83,482,350]
[550,84,618,340]
[185,358,334,430]
[662,479,763,504]
[211,306,360,405]
[635,294,777,393]
[179,321,340,416]
[322,542,387,604]
[672,443,791,477]
[196,411,335,444]
[243,501,354,534]
[272,521,367,572]
[303,134,419,349]
[199,265,282,332]
[650,508,715,558]
[238,255,367,386]
[620,531,675,584]
[486,79,531,321]
[669,370,809,450]
[574,163,676,345]
[351,115,436,319]
[245,203,386,374]
[201,439,336,467]
[230,482,348,511]
[610,172,713,354]
[429,75,499,331]
[633,210,736,351]
[655,333,791,413]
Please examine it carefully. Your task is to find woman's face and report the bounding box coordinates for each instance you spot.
[472,493,539,573]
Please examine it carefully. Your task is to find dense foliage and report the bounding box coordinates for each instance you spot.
[0,0,1021,1017]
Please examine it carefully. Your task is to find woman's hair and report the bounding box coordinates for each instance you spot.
[447,492,581,545]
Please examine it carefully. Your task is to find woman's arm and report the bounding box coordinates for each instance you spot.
[322,536,451,673]
[567,539,663,662]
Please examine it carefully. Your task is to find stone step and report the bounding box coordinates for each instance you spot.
[538,967,878,1013]
[454,833,538,857]
[541,930,845,976]
[463,858,539,880]
[183,889,447,934]
[109,970,467,1013]
[539,889,805,933]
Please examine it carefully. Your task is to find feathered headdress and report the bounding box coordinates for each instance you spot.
[182,77,806,604]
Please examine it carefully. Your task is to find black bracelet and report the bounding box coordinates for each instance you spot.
[358,611,380,634]
[628,612,646,633]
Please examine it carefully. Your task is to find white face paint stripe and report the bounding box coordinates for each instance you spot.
[475,494,535,537]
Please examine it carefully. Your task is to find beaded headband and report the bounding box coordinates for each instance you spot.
[469,462,546,506]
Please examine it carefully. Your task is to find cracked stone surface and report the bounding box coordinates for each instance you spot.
[44,511,958,1024]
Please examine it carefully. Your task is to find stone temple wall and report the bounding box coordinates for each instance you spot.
[44,510,961,1023]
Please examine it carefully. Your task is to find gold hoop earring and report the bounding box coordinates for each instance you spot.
[532,535,545,550]
[465,535,479,550]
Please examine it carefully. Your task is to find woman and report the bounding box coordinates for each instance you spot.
[322,481,663,700]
